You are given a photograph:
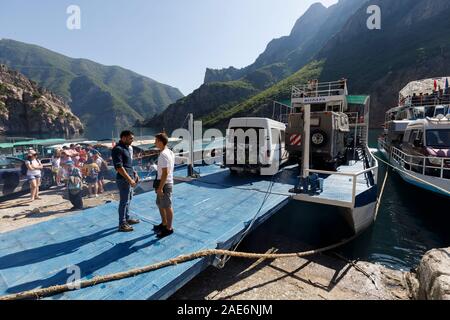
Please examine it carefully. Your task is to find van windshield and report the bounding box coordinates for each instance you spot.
[426,129,450,148]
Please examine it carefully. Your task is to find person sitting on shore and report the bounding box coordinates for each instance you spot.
[65,160,84,211]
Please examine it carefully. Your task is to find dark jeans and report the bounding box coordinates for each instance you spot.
[117,179,133,226]
[68,190,83,209]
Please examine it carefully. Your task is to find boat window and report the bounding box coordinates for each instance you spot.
[434,107,446,117]
[425,107,435,118]
[416,131,424,144]
[404,130,411,142]
[311,104,326,112]
[408,130,418,144]
[426,129,450,148]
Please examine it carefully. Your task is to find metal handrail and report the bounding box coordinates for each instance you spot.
[391,147,450,179]
[292,80,347,99]
[378,137,389,150]
[305,145,378,206]
[345,112,366,126]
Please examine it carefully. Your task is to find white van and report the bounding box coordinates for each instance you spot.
[225,118,289,175]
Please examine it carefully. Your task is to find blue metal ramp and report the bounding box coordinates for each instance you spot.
[0,165,296,300]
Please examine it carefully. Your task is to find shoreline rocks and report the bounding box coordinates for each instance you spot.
[406,247,450,300]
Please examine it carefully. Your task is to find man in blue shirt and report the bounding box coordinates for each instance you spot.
[112,130,140,232]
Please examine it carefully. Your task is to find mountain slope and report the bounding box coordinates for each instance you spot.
[204,0,366,85]
[0,39,184,138]
[0,64,83,136]
[149,0,366,132]
[146,0,450,132]
[317,0,450,126]
[203,60,324,128]
[142,80,259,132]
[201,0,450,129]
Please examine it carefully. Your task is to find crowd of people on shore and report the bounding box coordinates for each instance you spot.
[22,131,176,238]
[25,143,109,210]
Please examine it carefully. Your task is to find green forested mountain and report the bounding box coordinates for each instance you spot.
[142,80,259,132]
[148,0,450,131]
[147,0,367,132]
[317,0,450,126]
[0,39,183,138]
[204,0,366,85]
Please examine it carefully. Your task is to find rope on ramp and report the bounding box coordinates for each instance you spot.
[0,234,359,301]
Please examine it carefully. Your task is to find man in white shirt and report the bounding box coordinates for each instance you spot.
[153,133,175,238]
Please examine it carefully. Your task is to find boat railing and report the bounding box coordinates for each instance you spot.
[404,94,450,108]
[305,145,378,207]
[391,147,450,179]
[272,101,294,124]
[292,80,347,99]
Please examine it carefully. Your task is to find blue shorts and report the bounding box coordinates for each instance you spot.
[86,177,98,184]
[27,174,41,182]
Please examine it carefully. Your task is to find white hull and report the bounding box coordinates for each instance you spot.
[377,139,450,198]
[392,161,450,198]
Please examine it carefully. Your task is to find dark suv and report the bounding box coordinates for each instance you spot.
[0,157,54,198]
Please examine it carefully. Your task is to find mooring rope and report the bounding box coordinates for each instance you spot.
[375,169,389,221]
[0,234,358,301]
[372,153,450,196]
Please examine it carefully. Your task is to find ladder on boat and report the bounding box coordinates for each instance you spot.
[355,146,375,187]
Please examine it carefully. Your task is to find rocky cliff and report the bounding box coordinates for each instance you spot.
[201,0,450,128]
[0,64,83,136]
[0,39,184,138]
[318,0,450,127]
[204,0,366,85]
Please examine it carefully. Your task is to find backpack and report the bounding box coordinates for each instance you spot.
[21,162,28,176]
[88,165,99,179]
[68,169,83,194]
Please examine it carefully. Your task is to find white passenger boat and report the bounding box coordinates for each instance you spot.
[378,77,450,198]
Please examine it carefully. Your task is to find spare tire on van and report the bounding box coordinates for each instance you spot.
[311,130,328,147]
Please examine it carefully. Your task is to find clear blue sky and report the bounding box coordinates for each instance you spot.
[0,0,337,95]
